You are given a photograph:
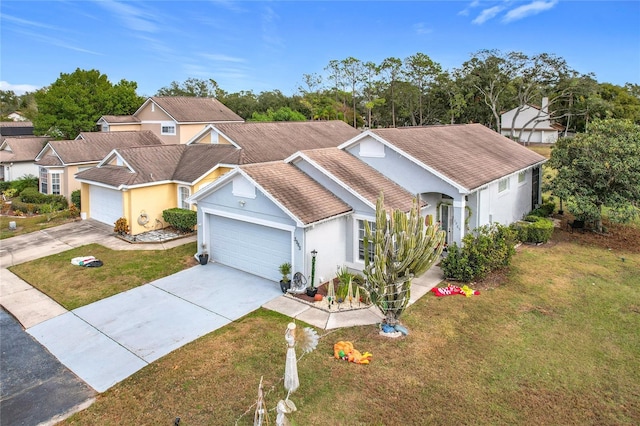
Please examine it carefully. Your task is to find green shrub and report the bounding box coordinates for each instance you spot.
[11,200,39,214]
[10,175,38,194]
[529,198,556,217]
[513,216,554,244]
[71,190,81,210]
[441,223,517,282]
[0,181,11,192]
[162,208,197,233]
[20,187,48,204]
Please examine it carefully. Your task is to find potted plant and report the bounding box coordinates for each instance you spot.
[198,243,209,265]
[279,262,292,293]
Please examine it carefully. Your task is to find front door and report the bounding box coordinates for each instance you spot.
[440,203,454,246]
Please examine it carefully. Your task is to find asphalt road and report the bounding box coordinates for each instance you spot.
[0,308,95,426]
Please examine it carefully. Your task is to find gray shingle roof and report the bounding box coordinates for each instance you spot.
[150,97,244,123]
[299,148,420,212]
[214,120,361,163]
[76,144,240,186]
[241,161,352,225]
[370,124,546,190]
[0,137,50,162]
[42,131,163,164]
[99,115,140,124]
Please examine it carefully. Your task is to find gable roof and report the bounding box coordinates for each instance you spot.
[144,97,244,123]
[0,136,50,163]
[0,121,34,137]
[97,115,140,124]
[213,120,361,164]
[292,148,420,212]
[345,124,545,192]
[240,162,352,225]
[75,144,240,187]
[36,131,163,165]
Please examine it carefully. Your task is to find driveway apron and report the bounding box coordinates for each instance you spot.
[27,263,282,392]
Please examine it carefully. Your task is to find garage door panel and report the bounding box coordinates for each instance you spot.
[209,215,290,282]
[90,186,123,226]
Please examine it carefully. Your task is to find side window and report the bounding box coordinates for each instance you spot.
[178,186,191,209]
[161,121,176,135]
[358,219,376,262]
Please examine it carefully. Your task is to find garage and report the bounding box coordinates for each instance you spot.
[208,214,291,282]
[89,185,123,226]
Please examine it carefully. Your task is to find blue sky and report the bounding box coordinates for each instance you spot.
[1,1,639,97]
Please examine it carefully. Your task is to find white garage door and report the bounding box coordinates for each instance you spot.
[89,185,123,226]
[209,215,291,282]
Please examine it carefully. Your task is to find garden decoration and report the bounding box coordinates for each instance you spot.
[253,376,269,426]
[326,278,336,308]
[346,278,354,307]
[431,284,480,297]
[288,272,307,294]
[278,322,319,426]
[333,341,372,365]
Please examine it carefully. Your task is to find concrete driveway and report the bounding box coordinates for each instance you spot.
[27,263,282,392]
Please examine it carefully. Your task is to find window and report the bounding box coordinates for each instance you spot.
[178,186,191,210]
[358,219,376,262]
[51,174,61,195]
[161,121,176,135]
[518,170,526,184]
[498,177,510,193]
[39,167,48,194]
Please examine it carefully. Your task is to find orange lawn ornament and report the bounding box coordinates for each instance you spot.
[333,341,372,365]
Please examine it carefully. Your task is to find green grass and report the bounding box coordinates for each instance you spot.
[60,240,640,425]
[9,242,198,310]
[0,214,76,239]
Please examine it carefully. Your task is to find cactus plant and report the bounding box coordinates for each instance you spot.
[363,194,446,326]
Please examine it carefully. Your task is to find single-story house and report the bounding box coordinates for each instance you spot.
[188,124,546,283]
[76,144,240,234]
[501,97,564,143]
[77,120,361,234]
[97,96,244,144]
[0,136,51,181]
[35,131,163,198]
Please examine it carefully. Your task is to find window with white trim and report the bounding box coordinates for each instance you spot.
[51,173,61,195]
[161,121,176,135]
[358,219,376,262]
[178,186,191,210]
[39,167,48,194]
[498,177,510,193]
[518,171,526,184]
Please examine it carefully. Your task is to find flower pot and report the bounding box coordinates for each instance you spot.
[306,287,318,297]
[198,253,209,265]
[280,280,291,294]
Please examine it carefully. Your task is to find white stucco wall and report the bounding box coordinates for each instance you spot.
[304,216,348,286]
[2,162,39,181]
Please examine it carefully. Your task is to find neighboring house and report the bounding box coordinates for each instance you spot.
[7,112,28,122]
[0,121,34,137]
[97,96,244,143]
[35,131,163,199]
[188,124,546,283]
[75,144,240,234]
[78,120,360,234]
[500,97,564,143]
[0,136,51,181]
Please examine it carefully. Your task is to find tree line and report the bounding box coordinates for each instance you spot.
[1,49,639,140]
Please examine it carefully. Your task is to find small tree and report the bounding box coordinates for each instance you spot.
[363,194,445,327]
[547,119,640,232]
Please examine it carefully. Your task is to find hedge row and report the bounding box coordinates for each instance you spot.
[162,208,197,233]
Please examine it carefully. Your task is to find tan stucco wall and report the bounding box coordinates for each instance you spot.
[108,124,142,132]
[195,167,232,192]
[79,182,90,218]
[178,124,208,144]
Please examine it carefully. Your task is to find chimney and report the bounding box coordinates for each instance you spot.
[541,97,549,113]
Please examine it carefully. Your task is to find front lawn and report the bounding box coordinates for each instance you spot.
[8,242,198,310]
[0,214,77,240]
[61,232,640,425]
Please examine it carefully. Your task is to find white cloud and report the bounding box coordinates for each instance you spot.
[0,81,41,95]
[458,0,481,17]
[414,23,433,35]
[1,14,60,31]
[503,0,559,23]
[200,53,246,63]
[261,6,283,49]
[472,5,505,25]
[95,0,159,33]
